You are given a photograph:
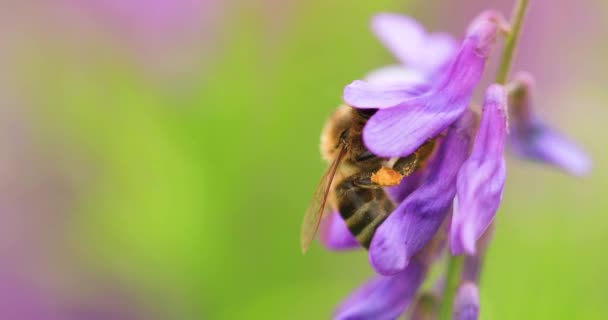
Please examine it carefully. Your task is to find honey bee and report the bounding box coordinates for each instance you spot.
[300,105,436,253]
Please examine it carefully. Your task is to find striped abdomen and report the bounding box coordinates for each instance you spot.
[335,178,395,249]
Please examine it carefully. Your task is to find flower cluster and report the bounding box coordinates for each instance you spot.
[319,9,590,320]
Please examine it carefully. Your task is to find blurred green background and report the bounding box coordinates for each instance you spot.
[1,0,607,319]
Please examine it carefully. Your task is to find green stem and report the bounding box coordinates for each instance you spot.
[438,255,464,320]
[495,0,530,85]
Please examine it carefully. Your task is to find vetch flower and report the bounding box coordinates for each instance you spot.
[334,260,426,320]
[334,221,447,320]
[344,10,505,158]
[453,282,479,320]
[315,1,592,318]
[369,111,475,275]
[507,72,592,176]
[451,85,507,255]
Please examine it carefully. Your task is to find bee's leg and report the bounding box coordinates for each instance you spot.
[392,140,437,176]
[347,171,382,189]
[416,140,437,163]
[393,153,419,176]
[354,150,376,162]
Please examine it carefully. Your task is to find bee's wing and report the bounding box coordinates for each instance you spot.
[300,144,347,254]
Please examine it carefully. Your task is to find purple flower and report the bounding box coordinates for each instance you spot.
[453,282,479,320]
[334,260,426,320]
[318,2,594,318]
[369,111,475,275]
[450,85,507,255]
[334,223,448,320]
[343,10,504,158]
[508,72,592,176]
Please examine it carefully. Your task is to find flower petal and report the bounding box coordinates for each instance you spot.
[415,32,458,76]
[451,85,507,255]
[385,170,426,204]
[465,10,506,58]
[364,65,428,88]
[453,282,480,320]
[343,80,421,109]
[362,12,500,157]
[371,13,457,75]
[319,211,359,251]
[371,13,425,65]
[508,72,592,176]
[334,260,425,320]
[361,93,463,157]
[369,112,475,275]
[510,122,592,176]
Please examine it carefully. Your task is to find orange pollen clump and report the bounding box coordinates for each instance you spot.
[371,167,404,187]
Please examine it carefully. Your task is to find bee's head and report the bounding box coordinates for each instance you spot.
[320,105,353,161]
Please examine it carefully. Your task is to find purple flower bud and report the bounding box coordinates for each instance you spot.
[369,111,475,275]
[451,85,507,255]
[465,10,507,57]
[508,72,592,176]
[319,211,359,251]
[343,10,504,157]
[453,282,480,320]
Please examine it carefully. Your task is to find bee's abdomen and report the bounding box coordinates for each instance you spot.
[336,179,395,249]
